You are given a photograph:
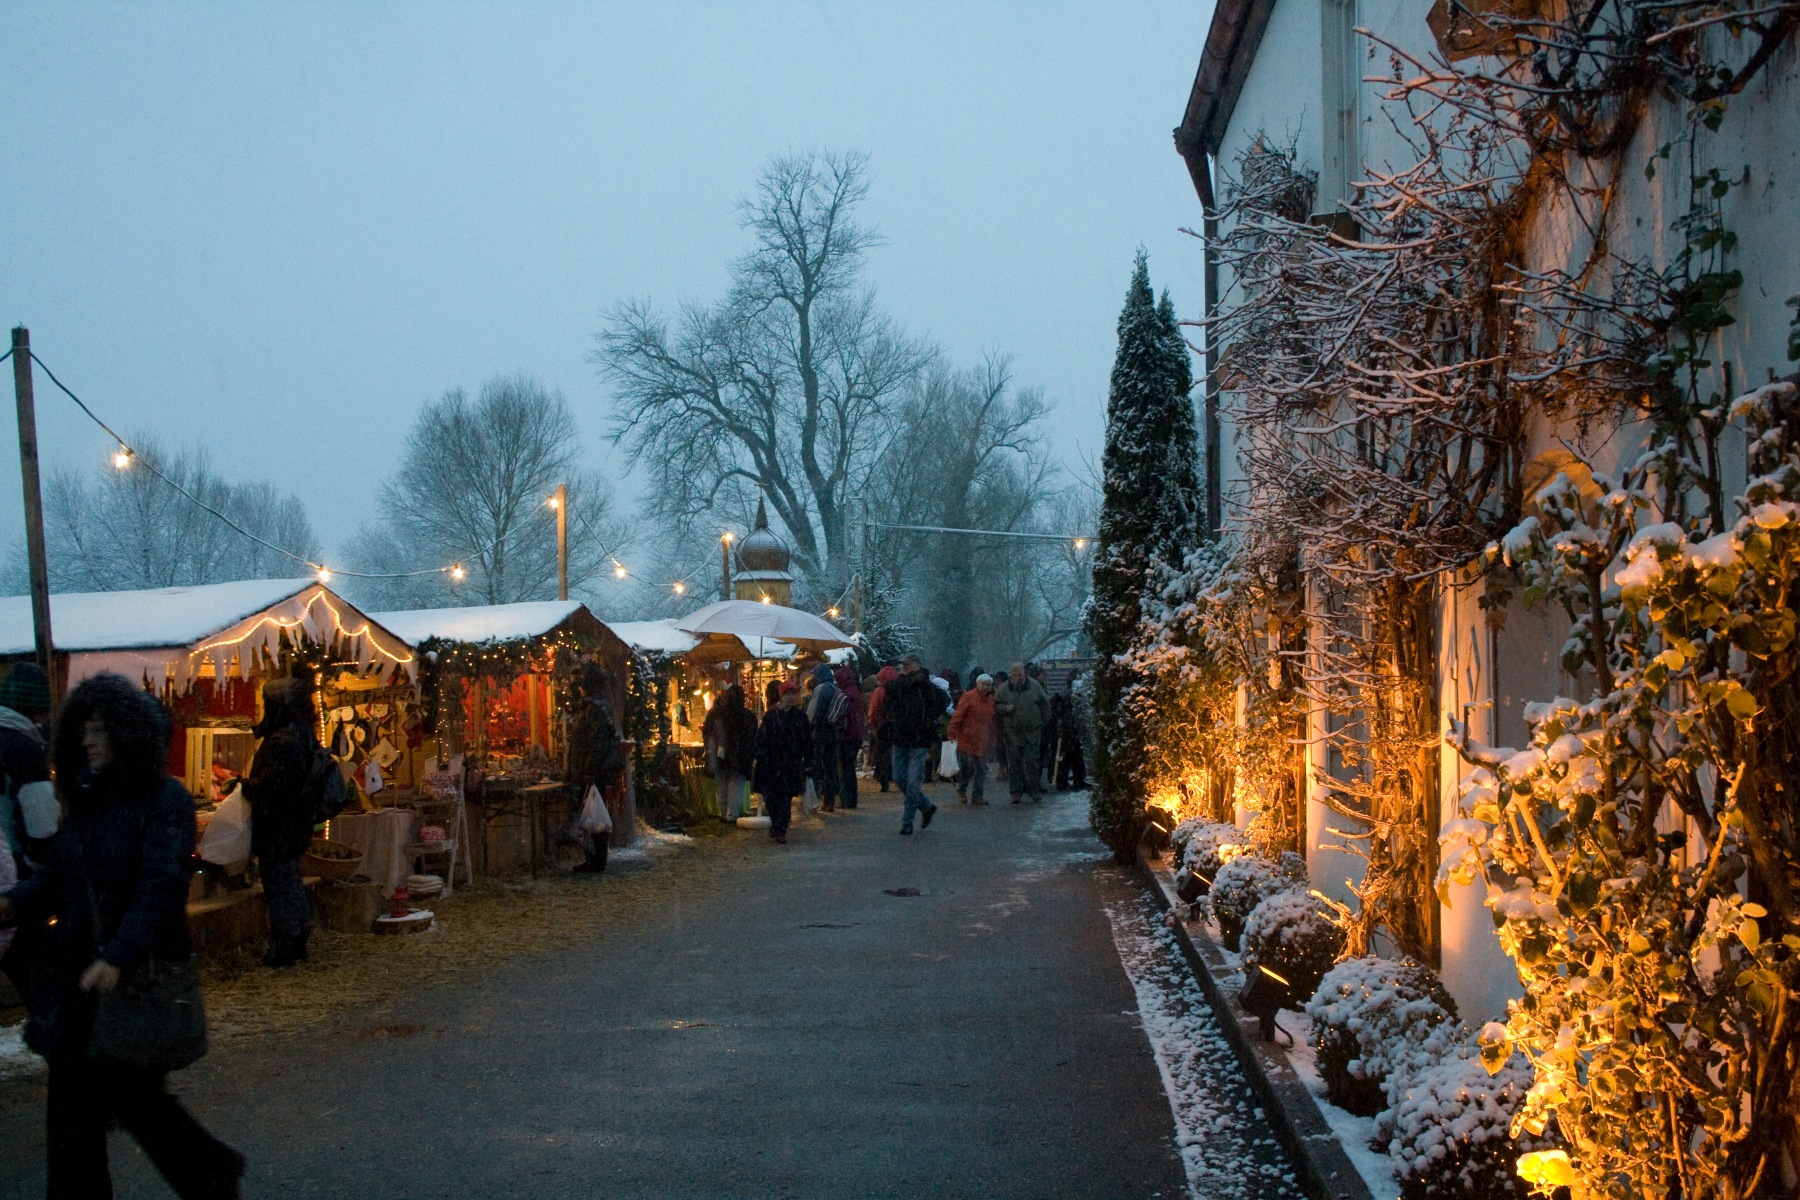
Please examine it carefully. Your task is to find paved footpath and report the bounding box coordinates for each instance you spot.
[0,784,1298,1199]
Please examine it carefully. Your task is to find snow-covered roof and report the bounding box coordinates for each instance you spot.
[604,618,703,656]
[0,579,414,687]
[369,600,589,646]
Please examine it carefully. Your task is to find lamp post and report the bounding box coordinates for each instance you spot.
[720,531,735,602]
[552,483,568,601]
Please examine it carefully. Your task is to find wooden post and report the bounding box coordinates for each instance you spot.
[11,328,57,714]
[554,482,568,601]
[721,533,734,602]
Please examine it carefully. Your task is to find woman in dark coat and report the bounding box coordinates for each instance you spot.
[751,681,809,844]
[567,666,626,874]
[701,683,757,822]
[243,676,318,967]
[0,673,244,1199]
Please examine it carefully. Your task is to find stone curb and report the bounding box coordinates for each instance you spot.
[1135,846,1375,1200]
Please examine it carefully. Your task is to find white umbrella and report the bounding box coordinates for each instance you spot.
[674,599,854,649]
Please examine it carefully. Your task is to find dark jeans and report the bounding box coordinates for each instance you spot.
[838,740,860,808]
[766,792,793,837]
[1006,734,1043,798]
[47,1056,241,1199]
[260,854,307,945]
[872,728,893,789]
[812,743,842,810]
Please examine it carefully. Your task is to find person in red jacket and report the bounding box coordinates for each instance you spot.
[946,673,998,804]
[865,665,899,793]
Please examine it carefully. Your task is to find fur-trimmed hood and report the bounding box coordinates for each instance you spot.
[52,673,173,803]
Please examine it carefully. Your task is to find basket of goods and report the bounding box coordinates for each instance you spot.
[300,837,366,882]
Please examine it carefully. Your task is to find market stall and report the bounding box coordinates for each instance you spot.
[0,577,417,948]
[370,600,632,875]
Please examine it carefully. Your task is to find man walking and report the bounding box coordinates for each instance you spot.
[946,673,997,804]
[754,682,810,844]
[884,653,941,835]
[804,664,845,812]
[994,662,1051,804]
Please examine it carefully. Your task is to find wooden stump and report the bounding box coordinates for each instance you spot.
[315,880,382,933]
[373,909,434,935]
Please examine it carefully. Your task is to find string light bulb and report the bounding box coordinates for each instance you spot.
[546,494,561,510]
[315,566,333,584]
[722,531,734,544]
[673,581,686,595]
[111,446,134,471]
[828,607,840,619]
[613,563,628,579]
[1073,538,1088,551]
[449,563,466,582]
[760,595,772,605]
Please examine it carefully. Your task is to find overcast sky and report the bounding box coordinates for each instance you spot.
[1,2,1209,587]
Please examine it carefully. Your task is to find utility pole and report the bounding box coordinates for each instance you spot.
[721,532,735,602]
[852,498,867,635]
[11,328,57,713]
[554,482,568,601]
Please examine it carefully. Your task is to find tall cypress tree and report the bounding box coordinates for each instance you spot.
[1087,253,1201,858]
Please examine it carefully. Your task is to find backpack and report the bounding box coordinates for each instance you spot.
[825,689,851,730]
[307,745,350,825]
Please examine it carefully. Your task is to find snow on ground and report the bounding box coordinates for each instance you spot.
[1282,1011,1402,1200]
[1105,894,1304,1200]
[609,821,696,864]
[0,1022,39,1080]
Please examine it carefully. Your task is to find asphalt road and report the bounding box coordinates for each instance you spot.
[1,785,1195,1199]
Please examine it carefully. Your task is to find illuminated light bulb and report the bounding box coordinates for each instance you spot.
[111,447,133,470]
[450,563,466,582]
[673,581,686,595]
[1073,538,1088,551]
[613,564,628,579]
[722,531,734,543]
[316,567,333,584]
[546,495,561,509]
[828,607,839,618]
[760,595,771,604]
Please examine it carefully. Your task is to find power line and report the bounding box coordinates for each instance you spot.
[865,520,1093,545]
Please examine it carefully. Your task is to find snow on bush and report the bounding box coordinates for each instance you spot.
[1210,851,1305,951]
[1179,821,1249,885]
[1305,956,1460,1116]
[1241,889,1346,1008]
[1381,1048,1547,1200]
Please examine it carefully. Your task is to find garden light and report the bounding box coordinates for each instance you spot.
[1239,965,1292,1043]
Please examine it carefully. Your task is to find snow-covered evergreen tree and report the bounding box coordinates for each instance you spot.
[1087,252,1201,858]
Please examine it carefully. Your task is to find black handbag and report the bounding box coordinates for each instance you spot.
[88,956,209,1071]
[82,870,208,1071]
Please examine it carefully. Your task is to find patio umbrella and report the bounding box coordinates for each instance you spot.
[674,600,855,651]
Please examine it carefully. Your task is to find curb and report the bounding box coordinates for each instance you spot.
[1136,846,1375,1200]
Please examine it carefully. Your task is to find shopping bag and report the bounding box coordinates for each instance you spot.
[197,792,252,870]
[938,740,959,778]
[578,784,614,834]
[802,776,820,815]
[87,956,208,1071]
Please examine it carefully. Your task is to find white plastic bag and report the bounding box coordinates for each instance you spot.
[802,776,820,815]
[578,784,614,835]
[198,792,252,871]
[938,740,959,777]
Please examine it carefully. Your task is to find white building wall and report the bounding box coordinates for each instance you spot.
[1208,4,1800,1022]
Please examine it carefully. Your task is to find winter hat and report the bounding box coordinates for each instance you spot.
[778,681,799,696]
[0,663,51,716]
[812,663,834,685]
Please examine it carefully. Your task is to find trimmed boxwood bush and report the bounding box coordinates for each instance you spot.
[1179,822,1250,891]
[1379,1050,1548,1200]
[1305,956,1460,1116]
[1209,851,1305,951]
[1241,889,1345,1008]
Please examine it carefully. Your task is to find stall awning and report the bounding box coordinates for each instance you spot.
[604,616,804,663]
[0,578,415,688]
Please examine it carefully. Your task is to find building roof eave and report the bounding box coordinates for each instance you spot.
[1175,0,1279,175]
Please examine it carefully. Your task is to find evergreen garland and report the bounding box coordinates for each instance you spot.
[1086,253,1201,859]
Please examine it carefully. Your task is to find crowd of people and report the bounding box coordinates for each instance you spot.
[701,654,1087,842]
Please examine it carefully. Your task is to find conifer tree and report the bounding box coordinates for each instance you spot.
[1087,253,1201,858]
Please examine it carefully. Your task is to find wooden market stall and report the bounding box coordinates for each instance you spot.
[369,600,632,876]
[0,577,417,953]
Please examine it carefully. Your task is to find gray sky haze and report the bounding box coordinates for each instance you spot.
[1,2,1209,589]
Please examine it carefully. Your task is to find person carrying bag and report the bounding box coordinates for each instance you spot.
[0,674,243,1199]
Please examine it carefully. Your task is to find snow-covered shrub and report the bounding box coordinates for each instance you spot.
[1305,956,1460,1116]
[1178,821,1248,889]
[1210,851,1304,951]
[1241,890,1345,1007]
[1381,1048,1547,1200]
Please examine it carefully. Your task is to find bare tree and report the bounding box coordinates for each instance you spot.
[594,150,931,588]
[340,374,621,609]
[27,434,321,591]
